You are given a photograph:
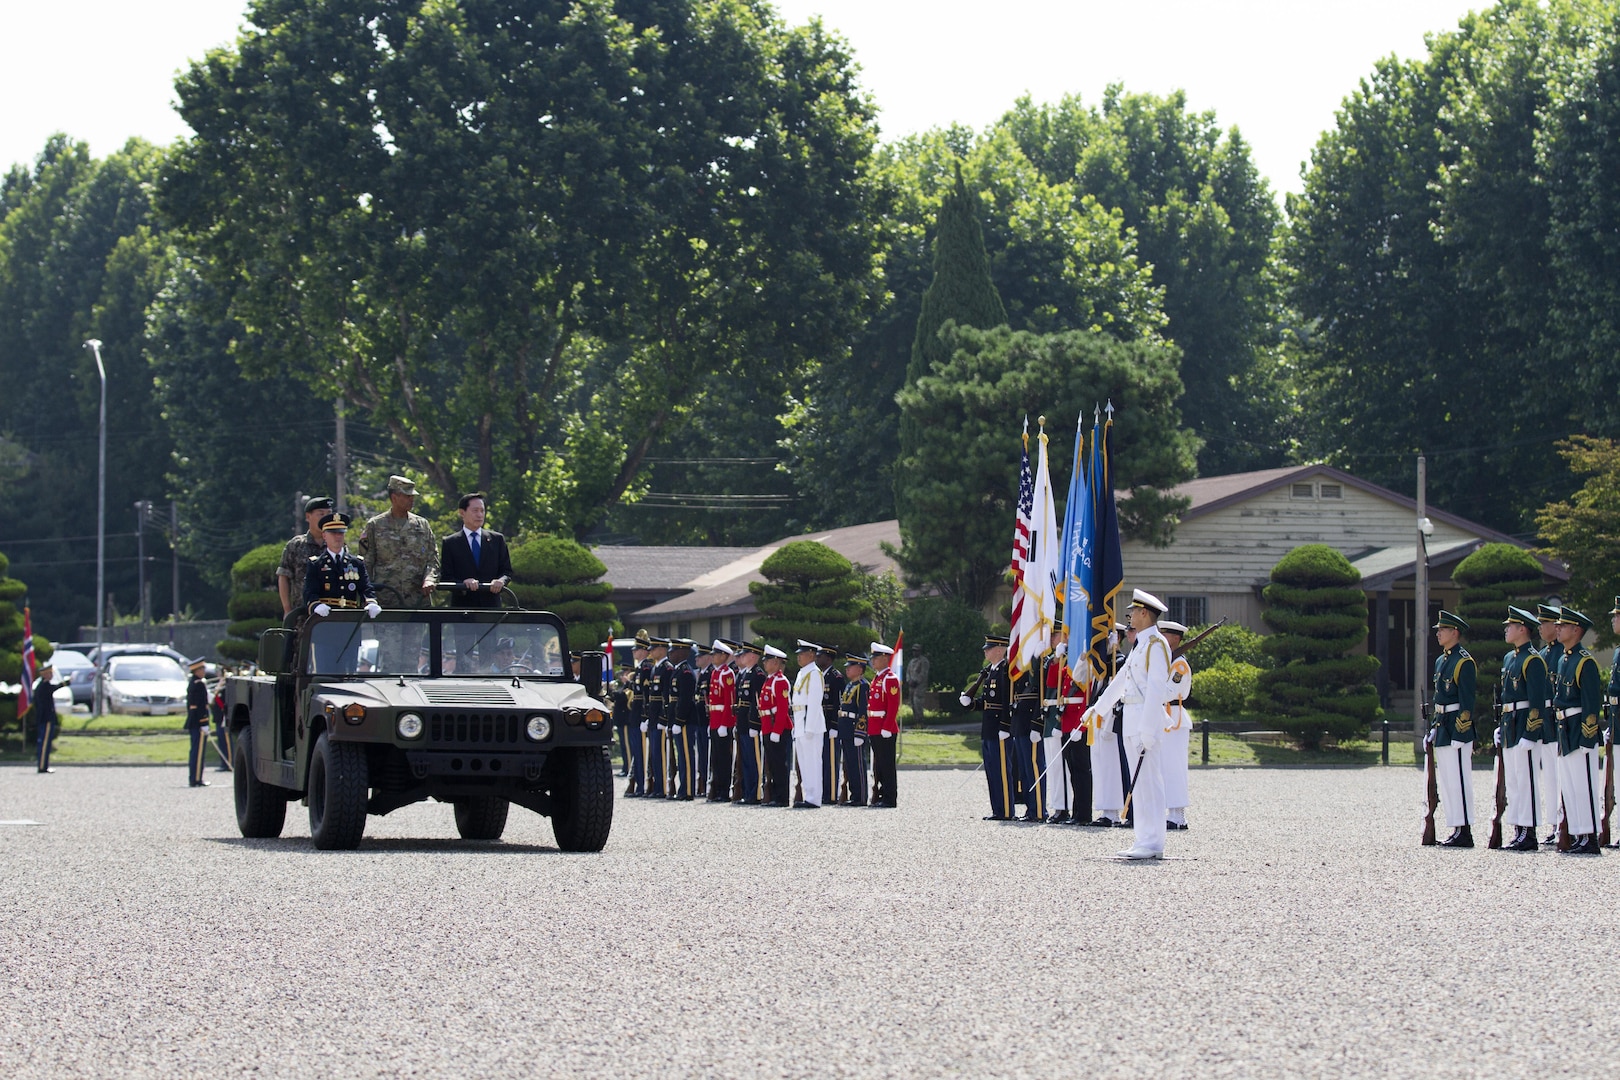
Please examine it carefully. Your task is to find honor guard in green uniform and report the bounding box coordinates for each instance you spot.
[1552,607,1603,854]
[1532,604,1565,841]
[1498,607,1550,851]
[1607,598,1620,849]
[1429,611,1477,847]
[356,474,440,609]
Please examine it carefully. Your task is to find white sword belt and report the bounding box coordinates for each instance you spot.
[1435,703,1461,714]
[1503,700,1530,711]
[1557,707,1584,719]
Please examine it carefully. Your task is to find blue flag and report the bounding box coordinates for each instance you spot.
[1060,415,1091,676]
[1087,407,1124,681]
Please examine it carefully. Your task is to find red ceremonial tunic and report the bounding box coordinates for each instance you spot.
[759,670,793,736]
[1046,660,1089,734]
[708,663,737,731]
[866,666,901,736]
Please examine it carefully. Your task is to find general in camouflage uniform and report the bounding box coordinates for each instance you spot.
[356,474,440,609]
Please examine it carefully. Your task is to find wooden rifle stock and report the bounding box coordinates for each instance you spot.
[1601,712,1616,847]
[1558,797,1573,852]
[1422,738,1438,846]
[1171,616,1230,661]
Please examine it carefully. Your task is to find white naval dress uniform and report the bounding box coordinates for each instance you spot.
[1088,625,1176,856]
[1163,655,1192,827]
[791,662,826,807]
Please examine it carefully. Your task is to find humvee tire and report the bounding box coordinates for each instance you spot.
[550,747,613,852]
[233,728,287,839]
[453,797,509,841]
[308,732,369,850]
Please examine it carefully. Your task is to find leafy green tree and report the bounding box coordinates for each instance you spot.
[858,570,905,642]
[1184,622,1269,672]
[163,0,883,541]
[219,543,283,663]
[1453,542,1546,717]
[508,536,619,650]
[1254,544,1380,748]
[894,323,1197,607]
[902,595,988,695]
[748,541,871,654]
[1537,436,1620,645]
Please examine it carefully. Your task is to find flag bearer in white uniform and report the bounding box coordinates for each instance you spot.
[791,641,826,808]
[1158,621,1192,830]
[1086,590,1176,859]
[1089,625,1131,827]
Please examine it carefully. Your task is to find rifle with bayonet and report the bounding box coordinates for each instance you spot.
[1488,681,1507,849]
[1171,616,1229,661]
[1601,698,1617,847]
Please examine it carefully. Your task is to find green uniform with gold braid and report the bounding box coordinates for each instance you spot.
[1552,607,1603,853]
[1429,611,1476,845]
[1531,605,1566,841]
[1499,607,1550,847]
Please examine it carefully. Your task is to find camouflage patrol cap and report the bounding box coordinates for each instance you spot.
[386,474,418,495]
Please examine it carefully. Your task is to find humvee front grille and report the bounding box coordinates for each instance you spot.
[427,712,523,747]
[420,684,516,706]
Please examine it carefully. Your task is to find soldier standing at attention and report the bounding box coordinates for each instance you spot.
[1089,625,1132,828]
[816,645,844,807]
[668,640,698,801]
[706,641,737,801]
[1160,621,1193,831]
[643,637,671,798]
[278,496,332,623]
[963,635,1012,821]
[867,643,901,808]
[691,642,713,803]
[1426,611,1477,848]
[623,632,650,797]
[1009,650,1046,823]
[790,641,826,808]
[1499,607,1550,851]
[357,475,440,609]
[760,645,794,806]
[1050,638,1091,826]
[31,663,63,774]
[1607,599,1620,849]
[610,649,632,780]
[837,652,870,806]
[1552,608,1603,855]
[1534,604,1565,843]
[733,642,765,804]
[185,658,211,788]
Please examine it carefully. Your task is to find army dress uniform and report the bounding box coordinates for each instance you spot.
[760,649,794,806]
[1009,660,1046,822]
[610,659,632,780]
[644,644,672,798]
[866,646,902,808]
[1428,611,1477,845]
[356,484,440,609]
[185,659,211,787]
[1533,605,1566,838]
[964,637,1014,821]
[706,642,738,801]
[626,639,653,796]
[837,657,871,807]
[733,650,766,803]
[692,647,713,802]
[1499,607,1550,850]
[302,514,380,672]
[817,648,845,805]
[1552,608,1603,853]
[669,645,700,800]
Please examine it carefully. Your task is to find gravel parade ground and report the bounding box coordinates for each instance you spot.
[1,763,1610,1078]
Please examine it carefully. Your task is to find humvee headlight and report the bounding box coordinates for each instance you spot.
[585,708,605,729]
[397,713,423,739]
[526,715,553,741]
[343,702,366,724]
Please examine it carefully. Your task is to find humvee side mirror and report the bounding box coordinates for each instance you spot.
[258,628,295,675]
[579,650,607,699]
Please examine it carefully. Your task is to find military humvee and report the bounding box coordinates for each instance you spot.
[224,606,614,850]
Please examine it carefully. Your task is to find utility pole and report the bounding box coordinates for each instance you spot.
[294,491,305,536]
[170,500,180,620]
[1413,455,1428,756]
[134,500,151,625]
[334,398,348,513]
[86,339,106,718]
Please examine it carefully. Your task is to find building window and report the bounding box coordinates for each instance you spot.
[730,616,744,641]
[1291,482,1314,498]
[657,622,670,638]
[709,618,722,643]
[677,621,691,639]
[1167,596,1207,627]
[1320,483,1342,499]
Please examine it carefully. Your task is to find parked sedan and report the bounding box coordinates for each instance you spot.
[47,649,97,706]
[104,655,189,716]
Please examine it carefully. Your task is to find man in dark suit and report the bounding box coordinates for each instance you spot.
[440,492,514,609]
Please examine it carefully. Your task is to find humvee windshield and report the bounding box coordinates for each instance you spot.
[308,616,565,677]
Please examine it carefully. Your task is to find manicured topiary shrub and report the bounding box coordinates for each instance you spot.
[509,536,619,649]
[749,541,871,654]
[1453,543,1545,735]
[1254,544,1380,748]
[1184,622,1269,671]
[219,543,283,662]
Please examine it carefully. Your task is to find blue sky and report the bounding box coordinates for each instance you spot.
[4,0,1482,195]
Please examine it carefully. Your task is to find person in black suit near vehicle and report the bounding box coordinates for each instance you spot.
[440,492,514,609]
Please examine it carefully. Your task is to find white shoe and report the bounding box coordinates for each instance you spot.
[1117,846,1163,860]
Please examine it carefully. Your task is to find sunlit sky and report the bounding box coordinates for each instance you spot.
[3,0,1484,196]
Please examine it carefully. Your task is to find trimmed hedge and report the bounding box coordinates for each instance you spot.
[1254,544,1380,747]
[219,541,284,660]
[905,596,989,694]
[1189,660,1261,715]
[749,541,872,654]
[1184,623,1269,671]
[508,536,619,649]
[1453,543,1545,733]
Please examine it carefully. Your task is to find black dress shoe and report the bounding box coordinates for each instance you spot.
[1091,817,1116,828]
[1046,810,1071,824]
[983,814,1008,821]
[1439,826,1473,848]
[1543,833,1558,846]
[1069,816,1094,826]
[1508,831,1538,851]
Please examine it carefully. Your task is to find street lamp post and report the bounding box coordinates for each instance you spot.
[85,339,106,717]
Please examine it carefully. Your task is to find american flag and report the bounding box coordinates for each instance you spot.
[1007,418,1034,676]
[16,605,36,717]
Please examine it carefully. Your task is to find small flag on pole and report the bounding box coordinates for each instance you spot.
[17,605,36,718]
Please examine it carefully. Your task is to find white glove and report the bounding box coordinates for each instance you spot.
[854,737,865,747]
[1029,730,1040,745]
[313,603,331,617]
[959,693,972,707]
[769,732,781,743]
[716,726,728,737]
[997,730,1009,742]
[881,730,894,739]
[671,724,682,734]
[639,722,648,733]
[365,601,381,619]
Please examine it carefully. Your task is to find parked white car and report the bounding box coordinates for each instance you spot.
[105,656,189,716]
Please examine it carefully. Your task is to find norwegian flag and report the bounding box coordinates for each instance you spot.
[16,605,36,717]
